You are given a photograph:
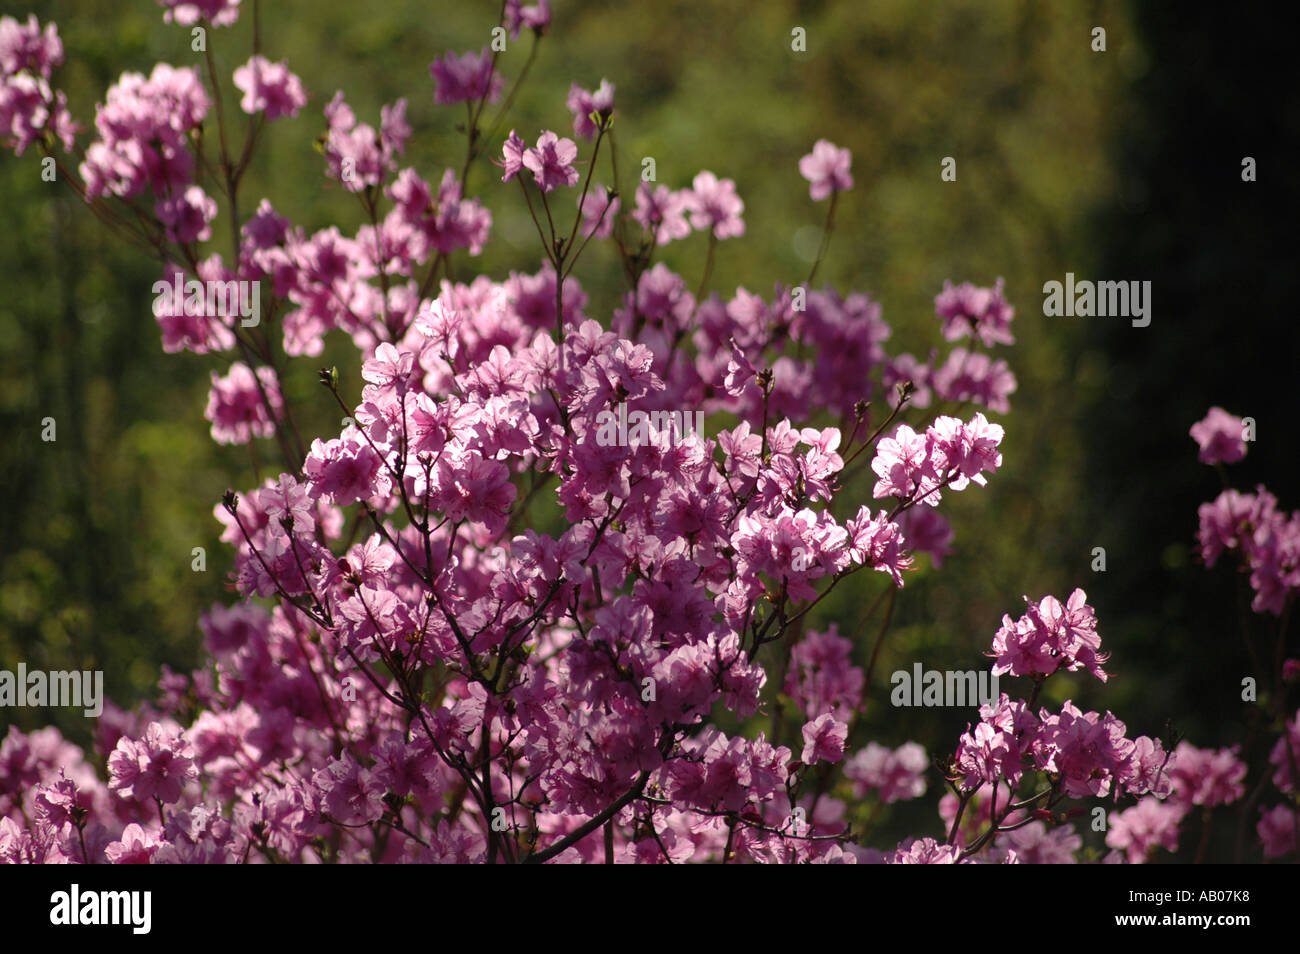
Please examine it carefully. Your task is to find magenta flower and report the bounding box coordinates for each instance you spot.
[205,362,283,445]
[504,0,551,38]
[521,130,579,192]
[79,64,208,199]
[887,837,960,864]
[1105,796,1183,863]
[870,424,938,503]
[107,722,197,805]
[931,348,1017,413]
[0,15,64,78]
[233,55,306,119]
[798,139,853,200]
[785,625,863,721]
[927,412,1004,490]
[934,278,1016,347]
[989,588,1109,682]
[155,185,217,243]
[104,823,162,864]
[687,170,745,239]
[1257,804,1298,858]
[156,0,241,28]
[844,742,928,803]
[632,182,693,245]
[566,78,613,140]
[800,713,848,765]
[499,129,526,183]
[1167,742,1246,808]
[1189,406,1248,465]
[429,48,502,105]
[576,183,618,239]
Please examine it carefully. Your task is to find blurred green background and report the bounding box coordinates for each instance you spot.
[2,0,1296,860]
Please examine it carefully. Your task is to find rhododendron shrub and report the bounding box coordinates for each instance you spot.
[0,5,1289,865]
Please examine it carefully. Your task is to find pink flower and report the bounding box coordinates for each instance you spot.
[156,0,241,29]
[844,742,928,803]
[0,15,63,78]
[504,0,551,38]
[800,713,847,765]
[304,435,388,506]
[576,183,618,239]
[104,823,162,864]
[1033,701,1130,798]
[429,48,502,105]
[954,694,1038,791]
[934,279,1015,347]
[1257,804,1298,858]
[798,139,853,200]
[1105,796,1183,863]
[989,589,1109,682]
[78,64,208,199]
[926,412,1004,490]
[931,348,1016,413]
[870,424,938,503]
[996,821,1081,864]
[687,171,745,239]
[1190,406,1248,465]
[107,722,197,805]
[233,55,306,120]
[887,836,960,864]
[499,129,527,183]
[205,362,282,445]
[313,756,388,825]
[522,130,579,192]
[785,625,863,721]
[1168,742,1246,808]
[155,185,217,243]
[632,183,693,245]
[566,79,613,141]
[845,507,913,586]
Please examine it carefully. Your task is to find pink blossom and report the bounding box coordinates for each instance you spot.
[1190,406,1248,465]
[566,79,613,140]
[157,0,241,28]
[632,183,693,245]
[522,130,579,192]
[800,713,847,765]
[505,0,551,38]
[798,139,853,200]
[1105,796,1183,863]
[233,55,306,119]
[934,278,1015,347]
[205,362,282,445]
[1257,804,1297,858]
[429,48,502,105]
[844,742,928,802]
[687,171,745,239]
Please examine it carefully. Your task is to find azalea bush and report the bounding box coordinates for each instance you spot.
[1,2,1295,864]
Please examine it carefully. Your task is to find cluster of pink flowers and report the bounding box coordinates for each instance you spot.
[0,14,76,155]
[1193,407,1300,616]
[988,587,1109,681]
[1189,406,1299,859]
[1,5,1292,866]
